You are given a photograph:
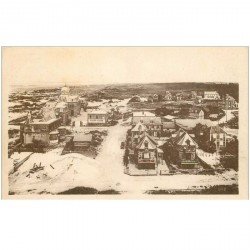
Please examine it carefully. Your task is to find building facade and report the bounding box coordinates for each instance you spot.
[210,125,227,151]
[87,110,108,125]
[204,91,220,100]
[21,112,61,146]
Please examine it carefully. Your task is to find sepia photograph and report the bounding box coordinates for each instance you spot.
[1,47,248,198]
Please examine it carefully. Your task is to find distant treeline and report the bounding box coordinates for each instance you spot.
[72,82,239,101]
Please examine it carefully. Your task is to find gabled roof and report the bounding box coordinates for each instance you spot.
[137,133,158,150]
[131,121,147,132]
[173,129,198,146]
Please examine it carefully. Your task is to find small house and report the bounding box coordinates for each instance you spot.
[135,133,163,169]
[189,107,204,119]
[73,134,93,151]
[87,110,108,125]
[153,94,158,102]
[204,91,220,100]
[210,125,227,151]
[171,129,198,168]
[224,94,238,109]
[164,91,172,101]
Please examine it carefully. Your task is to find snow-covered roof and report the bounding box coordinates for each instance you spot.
[204,91,219,95]
[133,111,155,117]
[73,134,92,142]
[88,110,107,115]
[49,130,59,135]
[175,119,215,131]
[131,121,147,132]
[132,116,161,125]
[164,115,176,120]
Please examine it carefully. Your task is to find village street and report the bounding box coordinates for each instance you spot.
[9,117,238,195]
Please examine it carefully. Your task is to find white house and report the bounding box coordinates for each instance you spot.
[204,91,220,100]
[87,110,108,125]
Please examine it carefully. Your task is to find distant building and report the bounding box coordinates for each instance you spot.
[87,110,108,125]
[21,112,61,146]
[132,111,155,124]
[132,115,162,137]
[224,94,238,109]
[153,94,158,102]
[147,95,154,103]
[204,91,220,100]
[191,91,197,99]
[210,125,227,151]
[73,134,92,151]
[164,91,172,101]
[195,95,203,104]
[55,102,71,125]
[189,107,204,119]
[59,85,81,116]
[175,93,183,101]
[67,95,81,116]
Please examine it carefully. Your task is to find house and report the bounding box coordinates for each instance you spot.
[195,95,203,104]
[72,134,92,151]
[204,91,220,100]
[171,129,198,168]
[132,116,162,137]
[175,93,183,101]
[191,91,197,99]
[164,91,172,101]
[21,112,61,146]
[131,121,147,145]
[59,86,81,116]
[210,125,227,151]
[162,122,176,133]
[87,110,108,125]
[153,94,158,102]
[144,117,163,137]
[55,102,71,125]
[147,95,154,103]
[135,133,163,169]
[189,107,205,119]
[132,111,155,124]
[67,95,81,116]
[224,94,238,109]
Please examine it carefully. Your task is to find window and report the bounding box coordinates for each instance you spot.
[185,153,192,160]
[143,152,150,159]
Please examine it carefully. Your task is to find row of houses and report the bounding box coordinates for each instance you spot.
[147,91,238,109]
[127,110,231,170]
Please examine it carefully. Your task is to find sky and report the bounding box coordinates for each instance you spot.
[2,47,248,87]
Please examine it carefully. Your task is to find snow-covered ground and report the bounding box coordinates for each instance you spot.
[9,119,238,195]
[196,149,220,167]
